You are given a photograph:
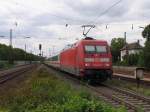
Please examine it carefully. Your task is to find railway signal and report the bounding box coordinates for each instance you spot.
[39,44,42,50]
[65,24,68,27]
[39,44,42,56]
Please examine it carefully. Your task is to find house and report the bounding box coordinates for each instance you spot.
[120,40,143,61]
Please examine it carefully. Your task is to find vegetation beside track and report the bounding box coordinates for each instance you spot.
[0,67,126,112]
[0,61,13,70]
[106,79,150,97]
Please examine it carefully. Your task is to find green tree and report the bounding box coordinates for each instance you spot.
[0,44,10,60]
[142,24,150,41]
[142,24,150,68]
[138,51,144,67]
[111,38,125,63]
[0,43,42,62]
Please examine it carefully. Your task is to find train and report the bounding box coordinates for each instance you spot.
[46,37,113,83]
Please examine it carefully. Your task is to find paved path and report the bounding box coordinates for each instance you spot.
[114,73,150,82]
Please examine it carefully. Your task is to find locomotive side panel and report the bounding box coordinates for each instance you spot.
[60,47,77,75]
[75,42,85,77]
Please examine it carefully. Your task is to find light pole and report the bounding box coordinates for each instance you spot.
[24,36,31,52]
[9,22,18,64]
[24,37,31,64]
[49,48,51,58]
[10,29,13,47]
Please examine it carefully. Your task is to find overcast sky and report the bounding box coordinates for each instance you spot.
[0,0,149,57]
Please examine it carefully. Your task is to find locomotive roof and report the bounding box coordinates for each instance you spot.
[81,39,107,43]
[78,39,107,44]
[62,38,108,51]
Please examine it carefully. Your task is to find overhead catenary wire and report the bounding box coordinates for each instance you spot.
[81,0,123,37]
[88,0,123,25]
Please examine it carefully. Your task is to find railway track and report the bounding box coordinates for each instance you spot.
[102,84,150,111]
[0,64,32,72]
[44,64,150,112]
[80,82,150,112]
[0,64,36,84]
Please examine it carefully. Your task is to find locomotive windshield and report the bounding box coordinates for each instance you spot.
[85,45,95,53]
[96,46,107,53]
[85,45,107,53]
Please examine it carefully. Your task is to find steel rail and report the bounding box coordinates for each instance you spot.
[0,64,35,84]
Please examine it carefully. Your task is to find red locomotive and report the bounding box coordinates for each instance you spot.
[48,37,112,83]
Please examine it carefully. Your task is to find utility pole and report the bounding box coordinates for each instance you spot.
[8,22,18,64]
[49,48,51,57]
[124,32,128,56]
[9,29,14,64]
[124,32,126,44]
[25,44,26,52]
[30,50,33,64]
[24,36,31,64]
[25,44,27,64]
[42,51,43,57]
[9,29,13,47]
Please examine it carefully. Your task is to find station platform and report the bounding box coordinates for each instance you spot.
[113,73,150,85]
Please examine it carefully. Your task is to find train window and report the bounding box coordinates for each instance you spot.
[85,45,107,53]
[85,45,95,53]
[96,46,107,53]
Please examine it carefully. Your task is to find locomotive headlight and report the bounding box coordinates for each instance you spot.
[84,58,94,62]
[100,58,110,62]
[85,63,90,66]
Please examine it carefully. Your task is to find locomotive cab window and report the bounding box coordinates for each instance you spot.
[85,45,95,53]
[96,46,107,53]
[85,45,107,53]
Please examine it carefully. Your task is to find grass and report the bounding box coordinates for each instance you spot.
[106,79,150,97]
[0,67,127,112]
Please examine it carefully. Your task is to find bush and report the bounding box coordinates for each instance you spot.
[118,53,142,66]
[137,51,145,67]
[128,54,139,66]
[115,60,128,66]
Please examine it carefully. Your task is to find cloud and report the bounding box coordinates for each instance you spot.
[0,0,150,57]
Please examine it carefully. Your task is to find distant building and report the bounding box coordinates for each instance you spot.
[120,40,143,61]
